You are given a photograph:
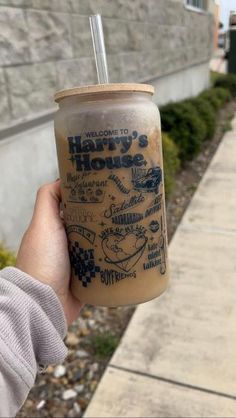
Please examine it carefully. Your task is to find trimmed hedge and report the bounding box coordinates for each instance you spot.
[213,87,232,104]
[0,244,16,269]
[200,87,231,110]
[214,73,236,97]
[160,101,206,163]
[186,97,216,140]
[200,88,221,111]
[162,133,180,199]
[160,75,234,198]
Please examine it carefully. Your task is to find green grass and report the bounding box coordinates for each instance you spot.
[90,333,119,358]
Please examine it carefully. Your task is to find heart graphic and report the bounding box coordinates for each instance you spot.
[102,231,147,272]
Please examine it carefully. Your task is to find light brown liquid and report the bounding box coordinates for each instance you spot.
[54,84,169,306]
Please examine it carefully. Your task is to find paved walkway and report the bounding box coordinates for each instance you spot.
[210,49,227,74]
[85,114,236,418]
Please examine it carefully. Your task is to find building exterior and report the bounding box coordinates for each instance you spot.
[0,0,215,249]
[213,0,220,50]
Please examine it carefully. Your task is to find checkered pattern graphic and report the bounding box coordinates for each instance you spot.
[69,241,100,287]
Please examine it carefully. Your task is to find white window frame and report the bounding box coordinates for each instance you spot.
[184,0,208,13]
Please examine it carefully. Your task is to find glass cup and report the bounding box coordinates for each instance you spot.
[54,83,169,307]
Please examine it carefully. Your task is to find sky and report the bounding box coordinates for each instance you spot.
[220,0,236,29]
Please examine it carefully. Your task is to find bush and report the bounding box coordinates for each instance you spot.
[214,73,236,97]
[160,102,206,163]
[213,87,232,105]
[0,243,16,269]
[162,133,180,199]
[210,71,221,85]
[200,87,231,111]
[186,97,216,140]
[160,81,232,169]
[200,88,222,111]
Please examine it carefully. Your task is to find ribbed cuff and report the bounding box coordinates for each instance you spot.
[0,267,68,367]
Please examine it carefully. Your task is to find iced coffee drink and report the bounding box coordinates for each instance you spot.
[54,83,169,306]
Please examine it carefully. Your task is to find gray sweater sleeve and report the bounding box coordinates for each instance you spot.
[0,267,68,417]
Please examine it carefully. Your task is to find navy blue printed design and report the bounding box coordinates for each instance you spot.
[132,167,162,193]
[149,220,159,233]
[108,174,131,194]
[101,227,147,272]
[69,241,100,287]
[67,130,148,172]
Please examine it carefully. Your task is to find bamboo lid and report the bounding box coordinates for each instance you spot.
[54,83,154,103]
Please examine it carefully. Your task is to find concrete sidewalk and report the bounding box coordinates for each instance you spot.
[210,49,227,74]
[85,114,236,418]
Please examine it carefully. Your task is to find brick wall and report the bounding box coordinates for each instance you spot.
[0,0,214,128]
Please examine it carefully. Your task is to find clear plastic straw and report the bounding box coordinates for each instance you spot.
[89,14,109,84]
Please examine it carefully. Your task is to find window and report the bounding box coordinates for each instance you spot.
[185,0,207,11]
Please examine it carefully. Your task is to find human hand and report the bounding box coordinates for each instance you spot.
[16,180,83,325]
